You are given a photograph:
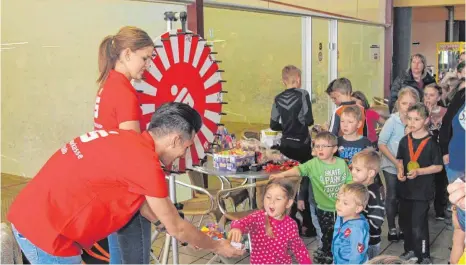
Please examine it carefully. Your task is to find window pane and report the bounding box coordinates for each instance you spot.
[204,8,302,127]
[338,22,385,102]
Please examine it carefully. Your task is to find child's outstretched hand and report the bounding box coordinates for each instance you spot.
[228,228,243,243]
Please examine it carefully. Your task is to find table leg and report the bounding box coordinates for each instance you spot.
[161,235,171,265]
[169,174,179,264]
[247,178,257,209]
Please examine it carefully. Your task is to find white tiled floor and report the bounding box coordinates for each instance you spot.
[151,208,452,264]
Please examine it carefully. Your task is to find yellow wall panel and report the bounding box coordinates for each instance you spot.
[356,0,386,23]
[204,8,302,125]
[208,0,269,8]
[1,0,186,177]
[208,0,386,23]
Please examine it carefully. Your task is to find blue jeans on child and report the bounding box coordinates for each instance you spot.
[12,225,82,264]
[308,201,323,247]
[367,243,381,260]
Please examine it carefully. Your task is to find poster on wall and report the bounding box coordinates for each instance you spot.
[370,45,380,61]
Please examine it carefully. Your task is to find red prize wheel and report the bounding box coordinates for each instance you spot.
[133,30,224,172]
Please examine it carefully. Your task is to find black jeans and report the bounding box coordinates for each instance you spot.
[315,209,336,263]
[279,138,311,163]
[383,171,400,230]
[434,169,448,217]
[399,199,430,260]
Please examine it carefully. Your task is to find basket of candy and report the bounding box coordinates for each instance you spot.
[213,148,256,172]
[263,160,300,173]
[201,223,245,263]
[200,223,226,240]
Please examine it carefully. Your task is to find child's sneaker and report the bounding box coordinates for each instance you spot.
[313,249,333,264]
[399,231,404,240]
[418,257,433,264]
[388,228,399,242]
[313,248,325,260]
[323,256,333,264]
[400,251,418,262]
[435,215,445,221]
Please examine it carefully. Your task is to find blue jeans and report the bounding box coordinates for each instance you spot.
[107,232,122,264]
[116,211,152,264]
[12,225,82,264]
[367,243,381,260]
[309,200,323,248]
[446,165,466,232]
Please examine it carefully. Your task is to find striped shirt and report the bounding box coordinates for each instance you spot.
[362,179,385,245]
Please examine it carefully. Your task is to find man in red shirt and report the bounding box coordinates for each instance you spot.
[8,103,244,264]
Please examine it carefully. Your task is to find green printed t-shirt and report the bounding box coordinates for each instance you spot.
[298,157,352,211]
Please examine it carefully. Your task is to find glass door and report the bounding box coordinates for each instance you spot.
[311,18,331,126]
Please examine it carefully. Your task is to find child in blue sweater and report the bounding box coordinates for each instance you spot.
[332,183,370,264]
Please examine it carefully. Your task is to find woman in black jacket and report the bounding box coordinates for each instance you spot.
[389,54,436,112]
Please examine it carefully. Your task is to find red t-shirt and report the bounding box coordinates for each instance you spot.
[7,130,167,256]
[365,109,380,143]
[93,70,143,131]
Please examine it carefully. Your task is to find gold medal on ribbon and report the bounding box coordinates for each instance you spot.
[407,161,420,171]
[407,134,430,172]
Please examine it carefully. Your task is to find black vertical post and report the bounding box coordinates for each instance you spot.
[392,7,412,82]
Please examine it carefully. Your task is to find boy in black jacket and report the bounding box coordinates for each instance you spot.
[270,65,316,236]
[270,65,314,162]
[351,149,385,259]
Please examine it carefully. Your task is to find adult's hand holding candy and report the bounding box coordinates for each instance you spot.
[214,239,245,258]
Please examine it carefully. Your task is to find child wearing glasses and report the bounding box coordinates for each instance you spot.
[271,132,352,264]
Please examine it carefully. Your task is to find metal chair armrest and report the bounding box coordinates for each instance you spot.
[190,167,233,190]
[216,183,259,216]
[165,176,216,213]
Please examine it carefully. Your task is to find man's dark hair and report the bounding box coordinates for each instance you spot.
[148,102,202,140]
[457,61,465,72]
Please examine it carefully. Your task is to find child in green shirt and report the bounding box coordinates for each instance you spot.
[271,132,352,264]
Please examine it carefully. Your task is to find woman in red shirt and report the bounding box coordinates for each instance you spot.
[93,26,154,264]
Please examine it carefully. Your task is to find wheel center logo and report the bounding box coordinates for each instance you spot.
[133,31,224,171]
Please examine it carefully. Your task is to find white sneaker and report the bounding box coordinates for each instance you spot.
[400,251,418,262]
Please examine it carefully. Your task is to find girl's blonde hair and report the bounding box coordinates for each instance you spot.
[394,87,420,112]
[263,179,296,238]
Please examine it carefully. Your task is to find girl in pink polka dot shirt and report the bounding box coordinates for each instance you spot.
[229,179,312,264]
